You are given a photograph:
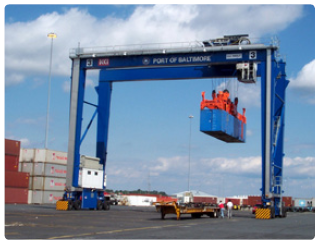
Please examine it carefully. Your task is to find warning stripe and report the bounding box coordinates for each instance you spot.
[255,208,271,219]
[56,200,69,211]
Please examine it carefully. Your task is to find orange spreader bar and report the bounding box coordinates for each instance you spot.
[200,90,246,124]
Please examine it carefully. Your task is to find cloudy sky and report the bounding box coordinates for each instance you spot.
[4,4,315,198]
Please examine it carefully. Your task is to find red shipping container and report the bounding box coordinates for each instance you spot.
[225,198,240,205]
[5,154,19,172]
[282,196,293,207]
[5,139,21,156]
[157,196,178,202]
[5,187,29,204]
[242,198,249,205]
[5,171,29,188]
[248,196,262,206]
[194,196,216,204]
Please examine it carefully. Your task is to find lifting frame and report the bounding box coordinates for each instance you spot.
[64,37,289,218]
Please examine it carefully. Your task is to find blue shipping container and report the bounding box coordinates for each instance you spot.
[200,109,246,143]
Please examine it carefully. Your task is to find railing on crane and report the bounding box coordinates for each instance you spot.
[69,34,277,58]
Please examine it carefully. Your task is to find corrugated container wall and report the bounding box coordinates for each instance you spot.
[5,139,29,204]
[248,196,261,206]
[5,139,21,172]
[193,196,216,204]
[5,154,19,171]
[33,163,67,178]
[33,149,68,165]
[5,139,21,156]
[18,148,68,204]
[31,190,64,204]
[32,177,66,191]
[5,171,30,188]
[282,196,292,207]
[5,188,29,204]
[225,198,241,205]
[242,198,249,206]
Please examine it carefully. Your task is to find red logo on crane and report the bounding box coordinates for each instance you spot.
[98,58,110,66]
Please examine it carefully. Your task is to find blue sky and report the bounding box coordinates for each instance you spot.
[4,4,316,198]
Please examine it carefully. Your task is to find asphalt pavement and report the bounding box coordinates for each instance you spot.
[4,204,315,239]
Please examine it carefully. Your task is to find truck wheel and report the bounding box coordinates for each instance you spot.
[270,207,275,219]
[161,209,165,220]
[74,200,81,210]
[68,200,74,210]
[207,213,214,218]
[97,200,103,210]
[282,208,287,218]
[103,201,110,211]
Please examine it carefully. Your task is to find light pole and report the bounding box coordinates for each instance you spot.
[188,115,194,192]
[45,32,57,149]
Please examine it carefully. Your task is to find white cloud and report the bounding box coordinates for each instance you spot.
[62,76,96,93]
[20,138,31,147]
[146,155,314,180]
[246,129,253,136]
[200,156,261,176]
[149,156,187,176]
[105,154,314,195]
[284,156,315,178]
[5,5,304,86]
[85,79,96,89]
[62,80,70,93]
[290,60,315,90]
[5,73,24,86]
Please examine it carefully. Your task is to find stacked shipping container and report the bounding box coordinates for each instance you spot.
[225,198,241,206]
[5,139,30,204]
[19,148,68,204]
[193,196,217,204]
[282,196,293,207]
[248,196,262,206]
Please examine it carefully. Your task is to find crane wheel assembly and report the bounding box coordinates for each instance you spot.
[56,199,110,211]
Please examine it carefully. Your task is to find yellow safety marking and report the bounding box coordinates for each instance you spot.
[56,200,69,211]
[255,208,271,219]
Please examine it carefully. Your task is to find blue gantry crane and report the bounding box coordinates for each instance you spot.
[56,35,289,219]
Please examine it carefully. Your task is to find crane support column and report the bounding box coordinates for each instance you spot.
[96,80,112,184]
[66,58,86,189]
[262,49,273,201]
[260,49,289,218]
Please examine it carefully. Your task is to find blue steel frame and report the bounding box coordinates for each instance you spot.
[67,45,289,214]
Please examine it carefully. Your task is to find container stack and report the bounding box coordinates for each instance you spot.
[5,139,29,204]
[248,195,262,206]
[19,148,68,204]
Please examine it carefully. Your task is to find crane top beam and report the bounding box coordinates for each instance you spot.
[69,40,278,60]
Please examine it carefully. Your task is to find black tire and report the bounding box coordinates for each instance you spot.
[68,200,74,210]
[283,208,287,218]
[161,209,165,220]
[270,207,275,219]
[74,200,81,210]
[103,201,110,211]
[207,212,214,218]
[97,200,103,210]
